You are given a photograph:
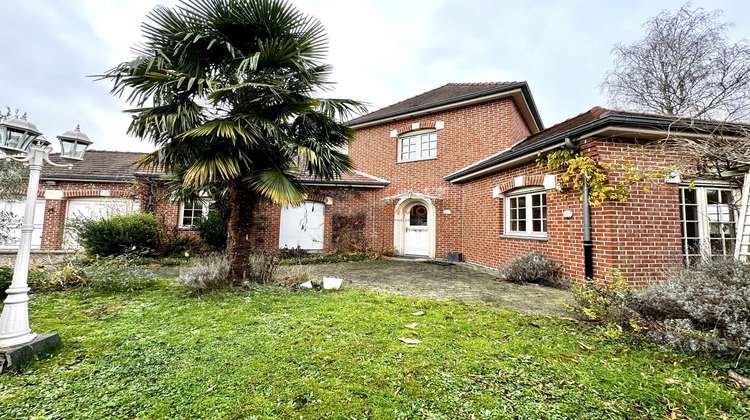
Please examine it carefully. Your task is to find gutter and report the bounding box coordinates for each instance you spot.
[40,175,137,183]
[444,114,748,183]
[300,180,389,188]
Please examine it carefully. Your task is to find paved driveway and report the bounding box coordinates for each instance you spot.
[280,259,573,317]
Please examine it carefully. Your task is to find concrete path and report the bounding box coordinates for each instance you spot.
[280,259,573,318]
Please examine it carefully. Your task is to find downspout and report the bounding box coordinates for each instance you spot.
[582,176,594,281]
[564,137,594,281]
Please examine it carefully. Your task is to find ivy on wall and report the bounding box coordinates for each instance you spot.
[538,148,666,206]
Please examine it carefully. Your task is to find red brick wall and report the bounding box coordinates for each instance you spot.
[250,186,392,252]
[33,178,198,251]
[459,136,686,285]
[348,97,534,257]
[35,180,141,250]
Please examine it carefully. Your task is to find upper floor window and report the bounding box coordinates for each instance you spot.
[504,187,547,238]
[679,186,737,265]
[179,200,211,229]
[399,131,437,162]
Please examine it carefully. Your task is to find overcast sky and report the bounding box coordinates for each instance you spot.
[2,0,749,153]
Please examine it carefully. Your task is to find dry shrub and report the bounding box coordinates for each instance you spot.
[178,254,231,293]
[500,251,569,290]
[331,213,366,254]
[275,265,313,288]
[247,252,280,284]
[638,258,750,353]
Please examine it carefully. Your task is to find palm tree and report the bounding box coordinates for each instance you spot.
[99,0,365,279]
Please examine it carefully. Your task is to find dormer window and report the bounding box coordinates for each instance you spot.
[399,130,437,162]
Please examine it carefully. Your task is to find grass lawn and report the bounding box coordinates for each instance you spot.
[1,279,748,419]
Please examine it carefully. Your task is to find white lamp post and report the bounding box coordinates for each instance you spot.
[0,114,92,348]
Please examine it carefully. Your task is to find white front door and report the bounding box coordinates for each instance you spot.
[404,204,429,256]
[279,201,325,251]
[64,198,139,249]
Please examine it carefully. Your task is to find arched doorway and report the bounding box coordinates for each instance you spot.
[394,198,436,257]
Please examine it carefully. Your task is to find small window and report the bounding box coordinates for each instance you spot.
[504,188,547,238]
[179,201,210,228]
[409,205,428,226]
[399,131,437,162]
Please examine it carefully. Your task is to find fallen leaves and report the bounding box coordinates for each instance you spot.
[577,341,593,351]
[398,337,422,344]
[405,322,419,329]
[411,311,426,316]
[559,354,579,363]
[664,378,683,384]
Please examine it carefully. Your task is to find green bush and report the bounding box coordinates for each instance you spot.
[0,266,12,300]
[193,209,227,252]
[70,213,160,257]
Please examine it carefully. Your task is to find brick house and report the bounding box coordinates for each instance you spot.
[4,82,745,285]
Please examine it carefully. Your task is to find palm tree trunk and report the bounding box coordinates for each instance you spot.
[226,178,255,282]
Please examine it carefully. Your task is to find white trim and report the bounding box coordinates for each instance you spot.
[503,187,547,239]
[178,200,211,229]
[397,129,438,162]
[393,197,436,258]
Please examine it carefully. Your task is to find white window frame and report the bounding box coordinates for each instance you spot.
[398,129,437,162]
[178,200,211,229]
[679,185,738,265]
[503,187,547,239]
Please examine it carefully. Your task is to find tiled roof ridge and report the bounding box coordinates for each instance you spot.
[445,81,519,86]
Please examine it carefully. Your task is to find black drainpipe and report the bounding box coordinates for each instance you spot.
[582,176,594,281]
[564,137,594,281]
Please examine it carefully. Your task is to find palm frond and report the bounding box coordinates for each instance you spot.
[247,168,305,206]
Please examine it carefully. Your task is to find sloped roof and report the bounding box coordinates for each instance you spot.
[42,150,389,187]
[44,150,148,181]
[445,106,750,182]
[348,82,544,131]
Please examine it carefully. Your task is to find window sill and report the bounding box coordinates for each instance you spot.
[396,156,438,164]
[499,234,548,242]
[178,226,197,231]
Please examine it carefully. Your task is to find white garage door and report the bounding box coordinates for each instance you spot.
[64,198,139,249]
[278,201,325,251]
[0,198,46,250]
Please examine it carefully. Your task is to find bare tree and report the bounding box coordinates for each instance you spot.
[603,3,750,122]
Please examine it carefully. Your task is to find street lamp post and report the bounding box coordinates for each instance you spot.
[0,114,92,348]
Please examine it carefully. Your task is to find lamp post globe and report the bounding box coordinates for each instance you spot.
[0,115,91,348]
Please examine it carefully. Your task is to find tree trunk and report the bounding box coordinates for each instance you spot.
[226,178,256,282]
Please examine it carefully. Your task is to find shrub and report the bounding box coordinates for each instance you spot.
[247,253,280,284]
[638,258,750,353]
[275,265,313,288]
[0,266,12,300]
[567,269,638,324]
[178,254,231,293]
[499,251,569,289]
[69,213,160,257]
[154,223,209,258]
[47,264,87,290]
[193,209,227,252]
[331,213,366,254]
